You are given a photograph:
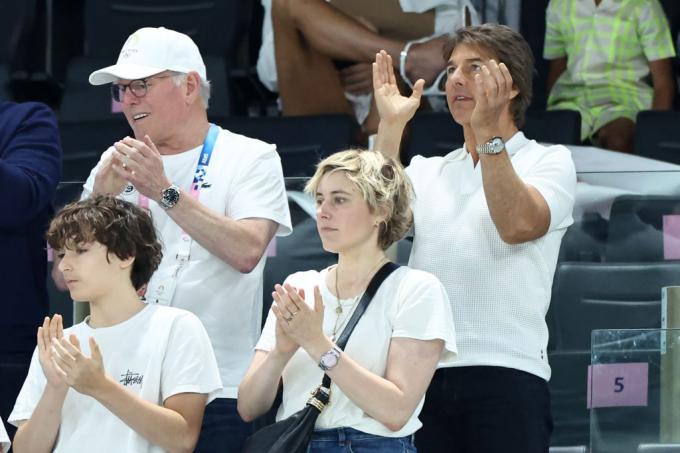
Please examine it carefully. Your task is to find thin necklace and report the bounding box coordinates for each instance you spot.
[331,256,388,340]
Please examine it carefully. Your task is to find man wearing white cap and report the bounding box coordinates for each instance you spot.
[80,27,292,452]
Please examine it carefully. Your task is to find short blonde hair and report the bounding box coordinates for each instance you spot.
[305,150,413,250]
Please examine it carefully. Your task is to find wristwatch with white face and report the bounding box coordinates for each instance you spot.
[159,184,180,210]
[318,346,342,371]
[475,136,505,155]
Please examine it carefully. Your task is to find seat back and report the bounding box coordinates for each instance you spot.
[550,261,680,350]
[402,112,464,166]
[634,111,680,164]
[525,109,581,145]
[213,115,358,177]
[83,0,242,59]
[605,195,680,262]
[58,119,131,182]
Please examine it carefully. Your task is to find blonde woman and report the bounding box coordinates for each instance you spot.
[238,150,456,452]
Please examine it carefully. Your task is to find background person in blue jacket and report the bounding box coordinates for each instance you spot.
[0,101,62,442]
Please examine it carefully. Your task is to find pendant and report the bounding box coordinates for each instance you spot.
[335,305,343,315]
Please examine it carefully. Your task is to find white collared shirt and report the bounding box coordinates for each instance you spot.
[405,132,576,380]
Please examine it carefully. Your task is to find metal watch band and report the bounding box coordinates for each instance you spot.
[159,184,180,210]
[318,346,342,371]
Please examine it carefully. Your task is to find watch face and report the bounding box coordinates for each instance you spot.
[164,188,180,204]
[161,186,180,209]
[321,353,338,369]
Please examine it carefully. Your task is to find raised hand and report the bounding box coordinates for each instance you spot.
[372,50,424,126]
[37,315,68,391]
[470,60,516,141]
[52,335,107,397]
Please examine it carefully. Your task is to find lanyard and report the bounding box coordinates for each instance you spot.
[139,123,219,265]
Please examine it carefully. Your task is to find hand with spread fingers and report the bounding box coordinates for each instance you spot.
[470,59,516,141]
[112,135,172,202]
[37,315,68,391]
[51,335,108,397]
[372,50,424,127]
[271,284,325,351]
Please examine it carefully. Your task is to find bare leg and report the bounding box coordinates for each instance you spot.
[272,0,353,116]
[273,0,447,86]
[593,117,635,153]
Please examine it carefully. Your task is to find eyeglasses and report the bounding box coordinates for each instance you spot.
[110,74,171,102]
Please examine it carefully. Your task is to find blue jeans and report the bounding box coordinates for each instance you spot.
[308,427,417,452]
[194,398,253,453]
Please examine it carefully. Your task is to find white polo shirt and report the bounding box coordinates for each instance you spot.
[406,131,576,380]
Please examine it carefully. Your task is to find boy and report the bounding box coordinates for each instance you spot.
[9,196,222,453]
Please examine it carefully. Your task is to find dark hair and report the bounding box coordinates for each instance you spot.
[47,196,162,290]
[443,24,534,128]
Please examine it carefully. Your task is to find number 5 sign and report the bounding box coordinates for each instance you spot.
[587,363,649,409]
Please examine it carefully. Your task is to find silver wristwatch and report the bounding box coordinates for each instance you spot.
[475,136,505,155]
[159,184,180,210]
[318,346,342,371]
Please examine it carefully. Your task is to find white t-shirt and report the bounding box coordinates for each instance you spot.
[9,305,222,453]
[0,420,9,453]
[255,266,457,437]
[82,127,292,398]
[406,131,576,380]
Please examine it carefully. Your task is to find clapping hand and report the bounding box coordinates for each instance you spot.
[51,335,107,397]
[270,286,304,356]
[112,135,171,202]
[37,315,68,391]
[272,284,325,351]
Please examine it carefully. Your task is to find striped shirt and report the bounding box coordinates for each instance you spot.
[543,0,676,139]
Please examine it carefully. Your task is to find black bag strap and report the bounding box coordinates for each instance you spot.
[320,262,400,389]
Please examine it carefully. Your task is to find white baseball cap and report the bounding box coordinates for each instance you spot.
[89,27,207,85]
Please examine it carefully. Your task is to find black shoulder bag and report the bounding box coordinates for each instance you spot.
[242,262,400,453]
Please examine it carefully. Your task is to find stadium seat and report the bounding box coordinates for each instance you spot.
[213,114,358,177]
[550,261,680,350]
[58,119,131,182]
[634,111,680,164]
[402,112,464,166]
[525,109,581,145]
[605,195,680,262]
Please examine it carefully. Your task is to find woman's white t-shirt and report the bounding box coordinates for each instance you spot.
[255,266,457,438]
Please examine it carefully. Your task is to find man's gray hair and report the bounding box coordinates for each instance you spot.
[171,72,211,109]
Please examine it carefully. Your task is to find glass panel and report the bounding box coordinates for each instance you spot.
[590,328,680,453]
